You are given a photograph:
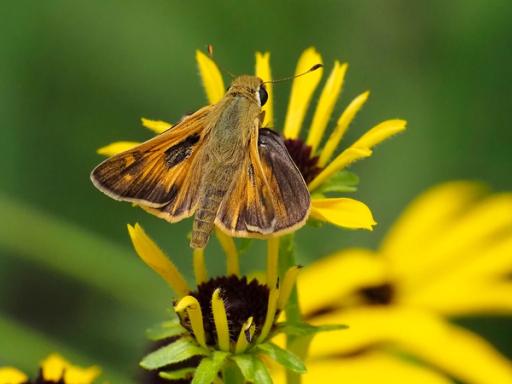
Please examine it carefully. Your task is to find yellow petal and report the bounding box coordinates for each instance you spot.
[41,354,68,382]
[407,314,512,384]
[255,51,274,127]
[283,47,323,139]
[405,281,512,316]
[310,197,376,230]
[64,366,101,384]
[308,307,425,355]
[443,236,512,282]
[277,266,301,310]
[298,248,387,316]
[318,91,370,167]
[212,288,230,351]
[380,181,485,276]
[196,50,225,104]
[301,352,452,384]
[350,119,407,150]
[193,248,208,285]
[306,61,348,153]
[215,228,239,276]
[397,193,512,293]
[235,317,254,353]
[97,141,140,156]
[0,367,28,384]
[309,307,512,384]
[141,117,173,134]
[175,295,207,348]
[308,148,372,191]
[401,236,512,315]
[127,223,190,297]
[257,288,279,343]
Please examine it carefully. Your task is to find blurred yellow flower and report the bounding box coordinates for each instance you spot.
[0,354,100,384]
[296,181,512,384]
[98,47,406,234]
[0,367,27,384]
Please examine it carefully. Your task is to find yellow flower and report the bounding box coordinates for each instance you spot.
[0,368,27,384]
[128,224,304,382]
[0,354,100,384]
[98,47,406,233]
[295,181,512,384]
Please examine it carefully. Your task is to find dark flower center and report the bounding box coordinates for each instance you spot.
[304,283,396,325]
[358,282,395,305]
[180,275,271,346]
[284,138,323,184]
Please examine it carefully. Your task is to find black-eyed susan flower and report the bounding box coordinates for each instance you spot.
[293,181,512,384]
[98,47,406,234]
[128,224,318,383]
[0,354,100,384]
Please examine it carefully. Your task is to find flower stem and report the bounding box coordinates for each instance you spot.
[279,235,308,384]
[279,236,301,323]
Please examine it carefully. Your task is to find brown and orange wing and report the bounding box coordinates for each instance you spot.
[215,128,311,237]
[90,106,212,222]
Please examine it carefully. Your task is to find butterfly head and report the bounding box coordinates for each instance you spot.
[227,75,268,107]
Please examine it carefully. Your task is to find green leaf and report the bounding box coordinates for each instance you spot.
[272,322,348,337]
[232,355,273,384]
[146,319,187,341]
[231,354,255,382]
[140,337,207,369]
[192,351,229,384]
[315,170,359,194]
[256,342,306,374]
[222,361,245,383]
[159,367,196,380]
[252,357,273,384]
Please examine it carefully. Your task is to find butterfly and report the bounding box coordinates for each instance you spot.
[91,74,312,249]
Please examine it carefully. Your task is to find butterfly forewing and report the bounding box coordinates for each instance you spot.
[90,106,212,219]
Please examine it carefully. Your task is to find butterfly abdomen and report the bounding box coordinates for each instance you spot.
[191,187,226,249]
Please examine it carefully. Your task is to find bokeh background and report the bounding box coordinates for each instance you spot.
[1,0,511,382]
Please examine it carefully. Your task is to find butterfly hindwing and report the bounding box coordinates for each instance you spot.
[90,106,212,221]
[215,128,311,237]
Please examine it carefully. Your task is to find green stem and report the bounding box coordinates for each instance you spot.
[222,360,244,384]
[279,236,301,323]
[279,235,310,384]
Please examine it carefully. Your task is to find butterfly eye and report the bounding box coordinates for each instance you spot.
[258,85,268,107]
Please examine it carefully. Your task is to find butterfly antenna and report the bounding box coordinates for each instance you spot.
[207,44,236,79]
[264,63,323,84]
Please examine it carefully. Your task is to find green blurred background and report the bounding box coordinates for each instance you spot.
[1,0,511,382]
